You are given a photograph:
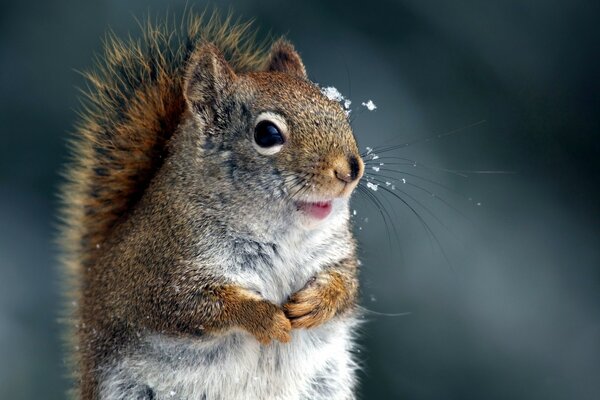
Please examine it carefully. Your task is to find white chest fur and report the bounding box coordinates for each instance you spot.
[100,319,357,400]
[100,210,358,399]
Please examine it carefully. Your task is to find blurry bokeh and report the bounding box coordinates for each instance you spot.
[1,0,599,399]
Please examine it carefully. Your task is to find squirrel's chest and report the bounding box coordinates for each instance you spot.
[221,235,341,304]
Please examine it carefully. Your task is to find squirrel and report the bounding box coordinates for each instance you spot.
[59,12,364,400]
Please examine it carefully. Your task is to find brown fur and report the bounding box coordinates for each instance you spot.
[59,11,363,399]
[285,258,359,329]
[61,11,268,277]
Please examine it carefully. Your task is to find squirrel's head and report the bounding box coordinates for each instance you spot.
[178,39,364,230]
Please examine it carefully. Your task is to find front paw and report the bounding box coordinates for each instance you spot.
[242,300,292,345]
[284,276,341,329]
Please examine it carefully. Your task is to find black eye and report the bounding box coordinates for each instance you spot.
[254,120,285,148]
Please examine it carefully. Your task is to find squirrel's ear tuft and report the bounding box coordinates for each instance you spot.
[184,43,236,111]
[264,39,307,79]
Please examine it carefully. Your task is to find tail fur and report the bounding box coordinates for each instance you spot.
[60,11,268,275]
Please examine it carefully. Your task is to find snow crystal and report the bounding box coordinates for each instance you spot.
[476,202,482,206]
[320,85,355,117]
[365,146,373,155]
[361,100,377,111]
[353,209,357,216]
[366,182,379,191]
[321,86,344,102]
[385,181,391,186]
[401,178,406,184]
[372,166,380,172]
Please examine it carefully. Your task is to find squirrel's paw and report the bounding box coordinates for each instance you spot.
[243,300,291,345]
[284,275,340,329]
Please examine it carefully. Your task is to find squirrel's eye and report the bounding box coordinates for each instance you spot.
[252,112,287,155]
[254,120,285,148]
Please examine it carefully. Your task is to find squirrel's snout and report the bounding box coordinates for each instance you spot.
[333,155,364,184]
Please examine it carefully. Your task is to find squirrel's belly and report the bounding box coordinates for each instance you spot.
[98,318,357,400]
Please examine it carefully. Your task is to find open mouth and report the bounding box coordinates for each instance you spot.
[296,200,333,220]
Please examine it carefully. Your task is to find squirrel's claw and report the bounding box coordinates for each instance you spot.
[284,280,337,330]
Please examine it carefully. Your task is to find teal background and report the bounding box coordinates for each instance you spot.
[1,0,599,399]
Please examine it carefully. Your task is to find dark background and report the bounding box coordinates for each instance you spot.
[1,0,599,399]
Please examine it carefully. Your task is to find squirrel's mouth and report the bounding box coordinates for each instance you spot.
[295,200,333,220]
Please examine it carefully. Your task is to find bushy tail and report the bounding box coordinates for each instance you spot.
[59,10,269,278]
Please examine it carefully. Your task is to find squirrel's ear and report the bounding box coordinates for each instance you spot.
[264,39,307,79]
[184,43,236,111]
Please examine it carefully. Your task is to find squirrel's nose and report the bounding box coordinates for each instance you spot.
[333,155,363,183]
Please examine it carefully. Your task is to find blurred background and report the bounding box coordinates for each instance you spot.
[1,0,599,399]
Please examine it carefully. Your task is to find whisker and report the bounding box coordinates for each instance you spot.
[360,120,486,157]
[373,168,470,200]
[364,173,470,221]
[364,175,454,235]
[367,183,455,271]
[364,158,515,177]
[356,187,396,253]
[356,305,412,318]
[444,170,515,174]
[356,185,399,250]
[364,158,469,178]
[359,182,404,234]
[286,173,312,202]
